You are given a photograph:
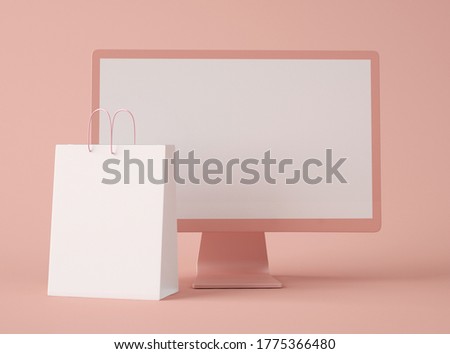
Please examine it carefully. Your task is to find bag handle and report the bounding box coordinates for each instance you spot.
[87,108,112,154]
[87,108,136,154]
[112,109,137,150]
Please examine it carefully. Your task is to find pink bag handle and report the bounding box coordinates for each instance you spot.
[111,109,137,151]
[87,109,136,154]
[87,108,113,154]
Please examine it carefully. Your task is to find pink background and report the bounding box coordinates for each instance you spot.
[1,0,449,333]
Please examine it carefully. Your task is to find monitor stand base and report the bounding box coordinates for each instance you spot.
[192,232,282,289]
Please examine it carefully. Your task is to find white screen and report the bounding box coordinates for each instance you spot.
[99,58,373,219]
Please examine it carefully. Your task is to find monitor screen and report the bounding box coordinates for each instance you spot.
[92,50,380,232]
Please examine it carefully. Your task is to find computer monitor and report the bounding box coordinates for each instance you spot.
[92,50,381,289]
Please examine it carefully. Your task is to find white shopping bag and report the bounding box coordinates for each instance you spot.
[48,109,178,300]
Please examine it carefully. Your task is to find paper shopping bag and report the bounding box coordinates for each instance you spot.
[48,110,178,300]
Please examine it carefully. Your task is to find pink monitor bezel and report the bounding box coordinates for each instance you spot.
[92,50,381,233]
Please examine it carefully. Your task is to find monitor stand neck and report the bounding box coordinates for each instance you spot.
[192,232,282,289]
